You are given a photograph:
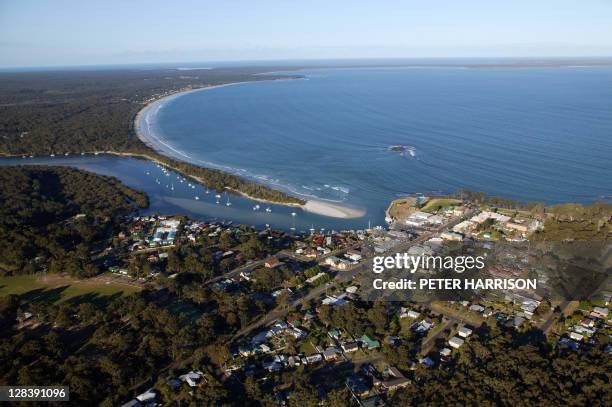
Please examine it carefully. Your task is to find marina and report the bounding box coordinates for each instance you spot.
[0,154,372,232]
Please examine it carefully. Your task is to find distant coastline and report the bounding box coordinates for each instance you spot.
[133,79,366,219]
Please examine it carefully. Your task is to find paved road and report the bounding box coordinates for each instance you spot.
[539,300,578,335]
[233,210,477,341]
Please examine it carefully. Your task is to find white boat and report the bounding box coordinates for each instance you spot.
[215,194,222,199]
[50,154,55,157]
[195,196,199,200]
[265,207,272,213]
[291,212,297,216]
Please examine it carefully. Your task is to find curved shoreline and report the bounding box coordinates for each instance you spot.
[133,80,366,219]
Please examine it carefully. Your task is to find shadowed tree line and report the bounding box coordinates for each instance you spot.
[0,166,147,275]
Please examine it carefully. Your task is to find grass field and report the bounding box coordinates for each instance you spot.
[387,196,417,220]
[0,274,140,304]
[421,198,462,213]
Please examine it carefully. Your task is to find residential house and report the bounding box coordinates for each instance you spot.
[265,257,284,269]
[179,370,205,388]
[469,304,485,313]
[458,327,473,338]
[592,307,609,319]
[440,231,463,241]
[323,346,341,361]
[449,336,464,349]
[304,354,323,364]
[360,334,381,350]
[381,366,411,392]
[341,341,359,353]
[569,332,584,342]
[345,249,363,262]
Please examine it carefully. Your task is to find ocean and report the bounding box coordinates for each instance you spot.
[4,66,611,231]
[148,66,612,220]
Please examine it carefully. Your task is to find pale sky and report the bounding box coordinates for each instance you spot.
[1,0,612,68]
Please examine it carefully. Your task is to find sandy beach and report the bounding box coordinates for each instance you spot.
[302,199,365,219]
[134,82,366,220]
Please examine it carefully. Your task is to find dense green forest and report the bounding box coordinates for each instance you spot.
[390,322,611,406]
[0,166,148,275]
[0,289,263,406]
[2,285,608,406]
[531,202,611,241]
[0,67,304,204]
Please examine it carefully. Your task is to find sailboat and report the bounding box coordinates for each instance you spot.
[225,193,232,206]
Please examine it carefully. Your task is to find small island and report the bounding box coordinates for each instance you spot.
[387,144,416,157]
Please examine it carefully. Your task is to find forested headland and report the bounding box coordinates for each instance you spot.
[0,166,148,275]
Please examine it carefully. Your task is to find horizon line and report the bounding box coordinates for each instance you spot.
[2,55,612,72]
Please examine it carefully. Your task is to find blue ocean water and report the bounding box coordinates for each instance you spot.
[151,67,612,222]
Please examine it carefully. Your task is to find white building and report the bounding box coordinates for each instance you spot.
[449,336,465,349]
[458,327,473,338]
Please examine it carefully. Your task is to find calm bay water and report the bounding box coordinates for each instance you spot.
[3,66,611,230]
[150,67,612,222]
[0,155,353,232]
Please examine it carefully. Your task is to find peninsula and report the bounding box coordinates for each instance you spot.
[133,81,365,219]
